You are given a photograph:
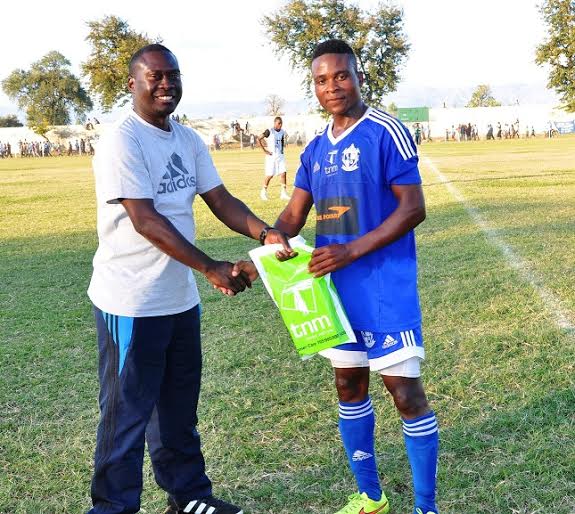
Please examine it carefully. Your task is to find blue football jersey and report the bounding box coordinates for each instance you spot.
[294,107,422,332]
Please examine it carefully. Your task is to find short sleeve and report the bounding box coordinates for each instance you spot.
[293,144,312,192]
[93,131,154,204]
[383,122,422,185]
[192,132,223,194]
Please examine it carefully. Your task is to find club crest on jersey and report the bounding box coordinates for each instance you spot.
[341,143,360,172]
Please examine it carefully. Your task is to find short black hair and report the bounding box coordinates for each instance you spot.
[274,116,283,123]
[312,39,357,68]
[129,44,175,76]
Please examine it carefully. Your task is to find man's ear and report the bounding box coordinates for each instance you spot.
[128,76,135,93]
[357,71,365,87]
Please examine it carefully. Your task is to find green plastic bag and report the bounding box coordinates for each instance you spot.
[249,237,356,359]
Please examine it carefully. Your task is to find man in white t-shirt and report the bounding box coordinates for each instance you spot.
[86,44,293,514]
[258,116,290,201]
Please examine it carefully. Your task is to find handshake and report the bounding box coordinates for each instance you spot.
[204,229,297,296]
[205,259,259,296]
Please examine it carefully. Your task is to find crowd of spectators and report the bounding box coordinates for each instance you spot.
[0,138,95,158]
[0,141,13,158]
[444,120,536,141]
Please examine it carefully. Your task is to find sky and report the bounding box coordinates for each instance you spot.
[0,0,556,119]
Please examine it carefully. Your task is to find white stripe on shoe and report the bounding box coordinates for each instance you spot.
[182,498,244,514]
[183,500,197,513]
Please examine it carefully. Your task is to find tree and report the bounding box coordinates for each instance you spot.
[466,85,501,107]
[262,0,410,107]
[0,114,23,127]
[387,102,398,116]
[536,0,575,112]
[82,15,159,112]
[264,94,285,116]
[2,51,93,136]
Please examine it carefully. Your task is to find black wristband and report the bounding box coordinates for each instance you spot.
[259,226,273,245]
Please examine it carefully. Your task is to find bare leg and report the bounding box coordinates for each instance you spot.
[335,366,370,402]
[381,375,429,419]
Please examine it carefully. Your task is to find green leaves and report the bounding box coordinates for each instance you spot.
[0,114,22,127]
[1,51,93,134]
[262,0,410,108]
[536,0,575,112]
[81,15,159,112]
[466,85,502,108]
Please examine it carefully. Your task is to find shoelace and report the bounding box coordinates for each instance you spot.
[339,493,365,514]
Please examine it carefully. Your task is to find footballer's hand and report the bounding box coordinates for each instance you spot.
[308,243,355,277]
[275,247,298,261]
[205,260,250,296]
[232,260,259,286]
[263,228,298,261]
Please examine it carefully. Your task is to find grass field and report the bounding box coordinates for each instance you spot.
[1,136,574,514]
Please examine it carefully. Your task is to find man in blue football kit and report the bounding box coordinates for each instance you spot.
[273,40,439,514]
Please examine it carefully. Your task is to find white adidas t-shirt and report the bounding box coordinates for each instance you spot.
[88,111,222,317]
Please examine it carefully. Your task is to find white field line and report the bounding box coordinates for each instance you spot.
[422,156,574,333]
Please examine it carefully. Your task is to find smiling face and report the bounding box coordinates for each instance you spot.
[311,53,363,117]
[128,50,182,130]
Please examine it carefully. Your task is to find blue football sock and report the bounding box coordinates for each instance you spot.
[338,396,381,500]
[402,411,439,513]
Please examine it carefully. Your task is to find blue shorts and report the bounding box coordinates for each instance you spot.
[319,326,425,372]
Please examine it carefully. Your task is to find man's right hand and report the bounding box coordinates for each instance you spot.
[205,260,251,296]
[232,260,259,284]
[263,228,298,261]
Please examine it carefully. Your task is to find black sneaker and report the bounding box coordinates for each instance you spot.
[163,495,243,514]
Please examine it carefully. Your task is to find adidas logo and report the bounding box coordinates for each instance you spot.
[352,450,373,462]
[313,161,320,173]
[157,152,196,194]
[383,335,398,349]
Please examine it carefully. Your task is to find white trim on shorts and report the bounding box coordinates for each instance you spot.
[320,346,425,377]
[265,154,287,176]
[327,355,422,378]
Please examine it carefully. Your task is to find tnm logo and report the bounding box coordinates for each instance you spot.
[157,152,196,194]
[290,315,332,338]
[317,206,351,221]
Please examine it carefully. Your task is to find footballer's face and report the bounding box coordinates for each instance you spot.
[128,50,182,130]
[274,119,283,131]
[311,53,363,117]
